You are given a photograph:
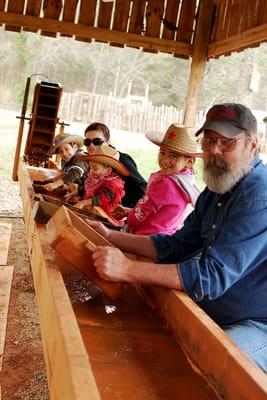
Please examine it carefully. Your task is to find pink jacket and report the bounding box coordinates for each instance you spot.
[127,169,199,235]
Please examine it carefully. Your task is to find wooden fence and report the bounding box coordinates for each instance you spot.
[59,91,204,134]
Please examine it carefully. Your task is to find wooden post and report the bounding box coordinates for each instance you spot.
[183,0,215,128]
[12,76,31,181]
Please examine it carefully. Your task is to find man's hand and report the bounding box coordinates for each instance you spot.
[92,246,133,282]
[86,219,110,239]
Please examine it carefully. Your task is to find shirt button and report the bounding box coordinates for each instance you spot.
[212,224,216,229]
[217,202,222,207]
[208,245,212,250]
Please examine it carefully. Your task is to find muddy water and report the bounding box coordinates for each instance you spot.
[69,284,218,400]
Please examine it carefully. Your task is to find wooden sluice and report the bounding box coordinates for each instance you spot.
[18,161,267,400]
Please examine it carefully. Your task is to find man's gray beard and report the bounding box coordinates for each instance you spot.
[203,154,253,194]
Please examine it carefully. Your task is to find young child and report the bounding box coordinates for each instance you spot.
[116,124,201,235]
[43,133,88,192]
[74,144,129,220]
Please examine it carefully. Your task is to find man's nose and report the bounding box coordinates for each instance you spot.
[209,141,223,155]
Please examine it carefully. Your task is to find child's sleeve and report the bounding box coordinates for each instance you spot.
[92,180,124,214]
[127,176,185,228]
[62,161,88,185]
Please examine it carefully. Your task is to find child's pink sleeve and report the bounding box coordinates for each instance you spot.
[127,176,184,228]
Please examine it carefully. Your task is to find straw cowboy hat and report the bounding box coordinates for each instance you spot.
[147,124,201,156]
[48,133,84,155]
[87,144,130,177]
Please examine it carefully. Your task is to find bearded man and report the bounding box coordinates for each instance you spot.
[89,103,267,372]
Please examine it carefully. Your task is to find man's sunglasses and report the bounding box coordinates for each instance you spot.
[84,138,105,146]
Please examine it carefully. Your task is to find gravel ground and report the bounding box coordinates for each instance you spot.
[0,178,49,399]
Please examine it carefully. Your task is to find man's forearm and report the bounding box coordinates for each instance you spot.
[126,259,183,289]
[108,230,157,260]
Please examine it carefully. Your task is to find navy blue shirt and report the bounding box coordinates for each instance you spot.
[151,157,267,326]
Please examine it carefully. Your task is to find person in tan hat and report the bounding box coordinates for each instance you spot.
[113,124,201,235]
[43,132,88,192]
[72,144,129,222]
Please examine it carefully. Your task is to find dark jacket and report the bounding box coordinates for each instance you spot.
[118,151,147,207]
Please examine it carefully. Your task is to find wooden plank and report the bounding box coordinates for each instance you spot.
[41,0,63,37]
[112,0,131,32]
[228,0,241,36]
[5,0,24,32]
[24,0,42,32]
[97,0,113,29]
[0,224,11,266]
[148,287,267,400]
[208,22,267,58]
[211,0,226,42]
[0,266,14,370]
[216,0,231,41]
[0,11,192,55]
[145,0,164,38]
[162,0,180,40]
[183,0,215,127]
[0,1,5,11]
[61,0,78,37]
[128,0,146,35]
[18,161,101,400]
[176,0,196,43]
[47,206,125,300]
[76,0,96,42]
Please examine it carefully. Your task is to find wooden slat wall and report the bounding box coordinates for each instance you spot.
[162,0,180,40]
[6,0,24,32]
[24,0,42,32]
[211,0,267,42]
[61,0,78,37]
[41,0,62,37]
[176,0,196,43]
[110,0,131,48]
[76,0,97,42]
[0,0,5,11]
[112,0,131,32]
[143,0,164,53]
[128,0,146,35]
[97,0,113,29]
[145,0,164,38]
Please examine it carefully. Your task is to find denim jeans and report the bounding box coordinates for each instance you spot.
[223,319,267,372]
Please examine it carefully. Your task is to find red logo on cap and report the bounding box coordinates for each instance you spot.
[208,106,236,121]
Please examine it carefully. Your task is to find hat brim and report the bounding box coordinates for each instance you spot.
[195,121,243,138]
[88,154,130,176]
[151,140,202,157]
[48,135,84,155]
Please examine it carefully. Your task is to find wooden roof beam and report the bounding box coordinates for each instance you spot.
[208,23,267,58]
[0,11,191,56]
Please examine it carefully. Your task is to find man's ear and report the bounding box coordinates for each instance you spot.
[250,135,258,154]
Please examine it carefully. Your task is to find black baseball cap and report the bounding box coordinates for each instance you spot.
[195,103,257,138]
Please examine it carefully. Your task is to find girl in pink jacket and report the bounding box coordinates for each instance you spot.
[115,124,201,235]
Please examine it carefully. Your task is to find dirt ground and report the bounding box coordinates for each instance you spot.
[0,179,48,399]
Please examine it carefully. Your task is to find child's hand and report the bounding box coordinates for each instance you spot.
[43,181,60,192]
[65,191,78,203]
[85,219,110,239]
[74,199,92,209]
[67,183,78,193]
[112,205,131,220]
